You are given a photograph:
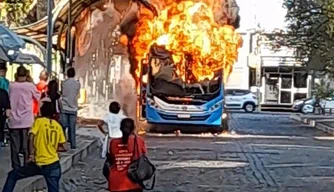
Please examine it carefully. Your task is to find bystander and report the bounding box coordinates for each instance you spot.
[97,101,126,159]
[8,66,40,169]
[0,88,10,148]
[33,70,49,117]
[0,63,10,147]
[60,67,81,149]
[0,63,9,92]
[40,80,61,121]
[107,118,147,192]
[2,102,67,192]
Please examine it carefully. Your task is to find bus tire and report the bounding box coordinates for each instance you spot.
[210,119,229,134]
[155,125,176,133]
[148,124,175,133]
[148,123,158,133]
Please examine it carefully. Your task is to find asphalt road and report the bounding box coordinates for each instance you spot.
[60,113,334,192]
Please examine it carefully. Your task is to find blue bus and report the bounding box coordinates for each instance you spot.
[138,46,228,133]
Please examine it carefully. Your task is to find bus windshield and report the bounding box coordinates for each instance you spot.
[147,44,222,98]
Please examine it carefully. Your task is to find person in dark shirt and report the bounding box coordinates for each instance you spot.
[40,80,61,121]
[0,88,10,147]
[0,63,9,93]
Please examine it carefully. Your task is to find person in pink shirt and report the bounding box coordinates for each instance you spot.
[8,66,40,170]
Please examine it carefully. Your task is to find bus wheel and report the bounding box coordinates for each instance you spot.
[148,124,175,133]
[210,120,228,134]
[148,123,158,133]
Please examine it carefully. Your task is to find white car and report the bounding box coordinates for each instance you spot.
[297,97,334,114]
[320,98,334,111]
[225,89,258,112]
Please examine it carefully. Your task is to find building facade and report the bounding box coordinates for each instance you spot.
[225,0,311,108]
[251,34,311,108]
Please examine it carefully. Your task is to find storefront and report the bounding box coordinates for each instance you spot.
[249,55,311,109]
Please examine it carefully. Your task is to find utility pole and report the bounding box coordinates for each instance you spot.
[66,0,72,70]
[46,0,54,73]
[255,33,262,112]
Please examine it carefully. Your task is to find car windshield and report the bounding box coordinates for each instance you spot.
[226,89,250,96]
[304,99,314,104]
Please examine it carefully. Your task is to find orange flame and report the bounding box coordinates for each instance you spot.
[133,0,242,92]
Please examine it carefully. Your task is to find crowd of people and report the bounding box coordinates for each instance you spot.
[0,64,80,192]
[0,63,154,192]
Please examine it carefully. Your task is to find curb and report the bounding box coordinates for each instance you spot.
[315,123,334,136]
[289,114,302,122]
[289,114,334,136]
[15,136,99,192]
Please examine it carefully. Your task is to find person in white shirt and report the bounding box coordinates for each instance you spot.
[97,101,126,158]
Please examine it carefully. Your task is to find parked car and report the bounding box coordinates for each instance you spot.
[292,97,334,114]
[292,98,315,114]
[225,89,258,112]
[320,97,334,114]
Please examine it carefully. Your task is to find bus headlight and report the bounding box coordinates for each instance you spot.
[149,100,155,106]
[147,98,160,109]
[222,113,227,119]
[210,101,222,111]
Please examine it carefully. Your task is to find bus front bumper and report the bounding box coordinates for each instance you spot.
[146,105,224,127]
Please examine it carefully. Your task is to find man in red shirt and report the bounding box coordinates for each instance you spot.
[107,118,147,192]
[33,70,48,116]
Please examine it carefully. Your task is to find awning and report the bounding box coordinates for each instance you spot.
[11,0,103,44]
[0,47,9,62]
[11,52,45,66]
[0,24,25,52]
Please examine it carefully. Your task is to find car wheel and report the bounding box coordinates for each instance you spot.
[243,102,255,113]
[301,105,313,114]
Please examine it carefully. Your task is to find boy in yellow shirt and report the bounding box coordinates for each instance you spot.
[2,102,67,192]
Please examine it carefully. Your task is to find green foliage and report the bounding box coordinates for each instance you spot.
[3,1,34,27]
[277,0,334,72]
[314,79,334,98]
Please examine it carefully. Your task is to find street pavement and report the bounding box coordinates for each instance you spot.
[0,145,11,188]
[59,113,334,192]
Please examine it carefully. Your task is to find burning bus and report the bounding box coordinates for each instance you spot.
[133,0,242,132]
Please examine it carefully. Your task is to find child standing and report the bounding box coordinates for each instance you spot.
[97,101,126,158]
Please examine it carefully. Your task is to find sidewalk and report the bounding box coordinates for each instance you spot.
[290,113,334,135]
[0,128,100,192]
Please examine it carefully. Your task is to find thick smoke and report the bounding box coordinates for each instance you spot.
[74,2,139,123]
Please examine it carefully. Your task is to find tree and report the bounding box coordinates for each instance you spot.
[3,0,36,27]
[314,78,334,98]
[277,0,334,73]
